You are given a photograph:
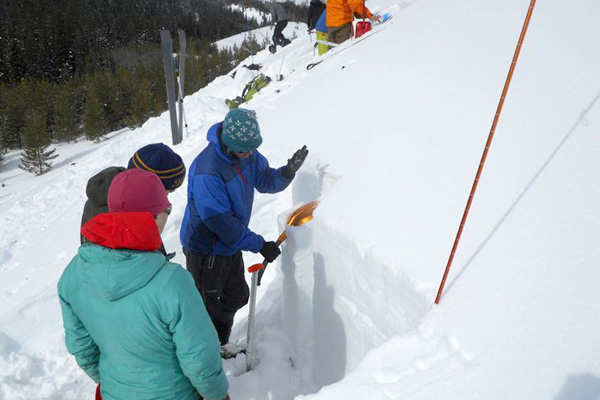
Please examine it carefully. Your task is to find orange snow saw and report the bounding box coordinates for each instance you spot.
[246,200,319,372]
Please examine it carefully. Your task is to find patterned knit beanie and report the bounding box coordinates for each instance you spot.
[221,109,263,153]
[127,143,186,192]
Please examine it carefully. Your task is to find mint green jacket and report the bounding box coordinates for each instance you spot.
[58,212,229,400]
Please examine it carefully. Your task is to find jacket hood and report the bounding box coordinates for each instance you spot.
[77,212,166,300]
[74,243,166,301]
[86,166,126,206]
[207,122,230,160]
[82,212,163,251]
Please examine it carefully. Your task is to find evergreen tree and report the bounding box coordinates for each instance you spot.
[0,141,5,169]
[3,83,28,149]
[130,76,153,127]
[84,80,104,142]
[30,80,53,139]
[114,67,135,128]
[0,84,7,149]
[19,110,58,176]
[95,71,119,131]
[53,83,79,143]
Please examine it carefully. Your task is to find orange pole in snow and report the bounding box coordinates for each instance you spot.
[435,0,538,304]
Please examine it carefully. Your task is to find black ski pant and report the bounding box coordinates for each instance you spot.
[184,249,250,345]
[273,20,289,46]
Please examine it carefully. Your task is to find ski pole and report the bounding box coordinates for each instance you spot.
[435,0,538,305]
[177,77,189,137]
[277,53,286,81]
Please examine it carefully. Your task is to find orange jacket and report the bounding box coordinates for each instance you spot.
[326,0,373,28]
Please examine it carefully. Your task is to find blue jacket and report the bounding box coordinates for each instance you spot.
[180,122,292,255]
[316,10,328,33]
[59,212,228,400]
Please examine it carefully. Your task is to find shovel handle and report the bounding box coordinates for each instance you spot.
[248,259,268,273]
[248,236,284,285]
[257,260,270,286]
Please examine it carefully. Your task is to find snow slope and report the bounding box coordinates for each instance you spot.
[1,0,600,399]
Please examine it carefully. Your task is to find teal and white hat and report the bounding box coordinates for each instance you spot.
[222,108,263,152]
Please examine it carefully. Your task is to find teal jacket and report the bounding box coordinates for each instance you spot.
[58,212,229,400]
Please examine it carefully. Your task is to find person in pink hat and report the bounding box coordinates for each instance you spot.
[58,169,230,400]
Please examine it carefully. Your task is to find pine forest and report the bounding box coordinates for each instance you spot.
[0,0,307,174]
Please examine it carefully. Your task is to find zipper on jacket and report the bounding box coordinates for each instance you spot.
[234,164,249,204]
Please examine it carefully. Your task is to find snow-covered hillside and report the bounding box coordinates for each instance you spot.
[227,4,269,25]
[1,0,600,399]
[215,23,306,52]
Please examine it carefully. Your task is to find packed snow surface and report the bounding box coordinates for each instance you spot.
[1,0,599,399]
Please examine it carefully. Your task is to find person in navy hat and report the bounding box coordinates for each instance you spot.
[81,143,186,243]
[180,108,308,350]
[127,143,187,192]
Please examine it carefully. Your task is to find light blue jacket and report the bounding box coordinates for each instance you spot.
[58,212,229,400]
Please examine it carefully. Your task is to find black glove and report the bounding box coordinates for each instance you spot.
[260,241,281,263]
[282,145,309,179]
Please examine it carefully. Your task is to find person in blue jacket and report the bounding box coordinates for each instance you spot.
[180,108,308,348]
[59,169,230,400]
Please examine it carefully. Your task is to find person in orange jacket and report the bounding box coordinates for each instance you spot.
[326,0,381,44]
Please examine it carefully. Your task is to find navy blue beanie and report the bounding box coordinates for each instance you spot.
[222,109,263,153]
[127,143,186,191]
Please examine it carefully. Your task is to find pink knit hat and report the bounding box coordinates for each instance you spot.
[108,169,170,216]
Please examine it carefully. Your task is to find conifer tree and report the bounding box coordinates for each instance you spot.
[53,83,79,143]
[130,76,153,127]
[0,142,5,169]
[115,67,135,128]
[0,85,7,149]
[19,110,58,176]
[3,83,28,149]
[84,81,104,142]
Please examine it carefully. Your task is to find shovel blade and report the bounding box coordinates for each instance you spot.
[287,200,319,227]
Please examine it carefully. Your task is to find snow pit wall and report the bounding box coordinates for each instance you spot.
[280,172,430,388]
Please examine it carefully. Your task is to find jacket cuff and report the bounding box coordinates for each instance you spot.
[250,235,265,253]
[281,165,295,180]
